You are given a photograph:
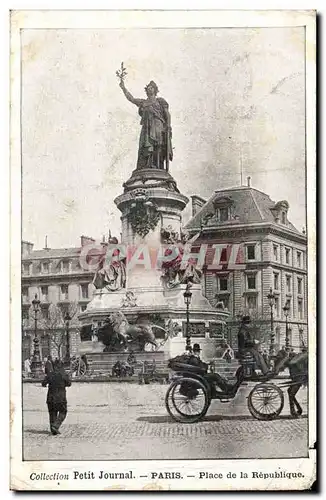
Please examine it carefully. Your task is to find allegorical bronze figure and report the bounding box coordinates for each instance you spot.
[117,62,173,170]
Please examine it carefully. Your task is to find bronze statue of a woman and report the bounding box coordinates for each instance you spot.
[117,64,173,171]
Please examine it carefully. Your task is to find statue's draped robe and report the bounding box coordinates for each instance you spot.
[137,97,173,169]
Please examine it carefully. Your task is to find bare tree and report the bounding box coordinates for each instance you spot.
[29,301,79,359]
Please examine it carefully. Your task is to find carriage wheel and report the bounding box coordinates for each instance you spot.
[77,359,87,377]
[70,359,78,376]
[248,383,284,421]
[165,377,210,423]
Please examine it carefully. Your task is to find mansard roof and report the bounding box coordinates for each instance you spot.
[23,247,82,261]
[184,186,302,235]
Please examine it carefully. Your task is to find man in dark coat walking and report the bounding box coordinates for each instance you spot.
[42,359,71,435]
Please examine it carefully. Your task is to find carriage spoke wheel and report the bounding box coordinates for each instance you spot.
[165,377,210,423]
[248,383,284,420]
[77,359,87,377]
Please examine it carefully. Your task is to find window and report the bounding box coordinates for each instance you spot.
[41,305,49,320]
[298,299,303,320]
[246,295,257,310]
[247,245,256,261]
[80,304,87,312]
[275,326,281,348]
[22,287,28,301]
[285,248,291,265]
[286,275,292,294]
[220,247,227,263]
[274,296,280,317]
[42,262,49,274]
[218,276,228,291]
[40,286,48,301]
[219,207,229,222]
[23,263,31,276]
[273,272,279,290]
[297,277,303,295]
[81,284,89,299]
[247,274,256,290]
[273,244,278,261]
[287,328,293,348]
[60,284,69,301]
[281,212,286,224]
[297,251,302,268]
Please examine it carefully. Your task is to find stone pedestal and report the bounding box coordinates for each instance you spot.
[79,168,229,359]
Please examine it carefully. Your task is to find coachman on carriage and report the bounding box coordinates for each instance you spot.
[165,315,308,423]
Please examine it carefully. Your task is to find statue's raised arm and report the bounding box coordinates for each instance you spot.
[116,63,173,171]
[119,80,143,107]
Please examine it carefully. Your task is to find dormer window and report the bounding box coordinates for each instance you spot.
[22,262,31,276]
[272,200,289,225]
[213,196,234,223]
[218,207,229,222]
[42,261,50,274]
[61,260,70,273]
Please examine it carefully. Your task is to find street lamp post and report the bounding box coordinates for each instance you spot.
[267,288,275,356]
[30,294,43,378]
[64,311,72,367]
[183,283,192,351]
[283,301,290,352]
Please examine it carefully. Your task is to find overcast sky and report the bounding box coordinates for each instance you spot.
[22,27,306,249]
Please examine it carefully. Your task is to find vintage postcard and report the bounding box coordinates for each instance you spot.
[10,9,316,491]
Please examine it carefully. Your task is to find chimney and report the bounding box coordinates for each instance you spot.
[247,176,251,187]
[190,195,207,217]
[43,235,50,250]
[80,235,95,247]
[22,241,34,257]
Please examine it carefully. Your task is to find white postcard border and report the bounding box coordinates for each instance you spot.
[10,9,316,491]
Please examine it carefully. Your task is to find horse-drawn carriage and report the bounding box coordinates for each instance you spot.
[165,349,308,423]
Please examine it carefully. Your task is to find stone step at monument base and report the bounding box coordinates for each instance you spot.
[85,352,240,377]
[86,351,168,375]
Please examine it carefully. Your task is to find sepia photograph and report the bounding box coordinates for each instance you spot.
[10,9,316,491]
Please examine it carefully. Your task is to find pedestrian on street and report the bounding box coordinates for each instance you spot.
[44,355,54,376]
[42,359,71,435]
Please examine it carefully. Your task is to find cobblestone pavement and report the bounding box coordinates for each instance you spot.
[23,382,308,461]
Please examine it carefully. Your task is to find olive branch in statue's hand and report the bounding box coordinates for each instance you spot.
[116,62,127,86]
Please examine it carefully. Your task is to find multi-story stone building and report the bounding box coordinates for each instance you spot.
[184,180,308,351]
[22,182,308,360]
[21,236,98,362]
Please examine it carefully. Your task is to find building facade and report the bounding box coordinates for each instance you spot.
[185,181,308,351]
[21,236,98,362]
[21,183,308,360]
